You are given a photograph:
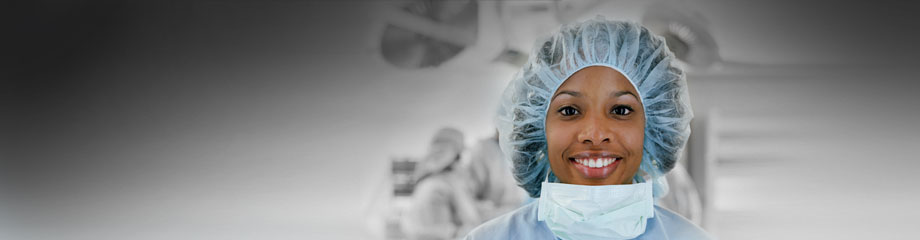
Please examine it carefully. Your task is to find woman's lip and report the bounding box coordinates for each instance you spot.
[568,151,622,159]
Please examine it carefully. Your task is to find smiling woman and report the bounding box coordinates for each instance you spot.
[546,66,645,186]
[464,17,710,240]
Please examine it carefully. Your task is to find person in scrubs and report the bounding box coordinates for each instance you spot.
[401,127,481,239]
[465,17,711,240]
[461,133,529,221]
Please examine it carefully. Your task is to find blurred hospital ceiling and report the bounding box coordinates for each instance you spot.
[372,0,920,74]
[374,0,748,72]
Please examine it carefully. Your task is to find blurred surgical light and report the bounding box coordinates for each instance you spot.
[642,2,721,69]
[379,0,479,69]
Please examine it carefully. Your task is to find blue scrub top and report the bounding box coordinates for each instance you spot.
[465,201,711,240]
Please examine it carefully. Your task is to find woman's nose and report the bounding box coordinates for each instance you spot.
[577,116,611,145]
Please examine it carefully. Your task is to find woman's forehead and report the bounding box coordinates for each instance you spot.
[553,66,639,99]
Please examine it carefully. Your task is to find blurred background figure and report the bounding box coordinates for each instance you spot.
[458,132,528,222]
[399,127,478,240]
[370,128,528,240]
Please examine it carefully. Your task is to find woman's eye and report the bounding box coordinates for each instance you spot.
[612,105,633,115]
[558,106,579,116]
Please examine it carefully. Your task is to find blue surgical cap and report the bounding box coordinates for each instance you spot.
[495,17,693,198]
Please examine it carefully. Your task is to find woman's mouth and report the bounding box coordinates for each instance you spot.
[569,157,621,179]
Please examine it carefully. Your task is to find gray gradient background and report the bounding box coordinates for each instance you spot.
[4,0,920,239]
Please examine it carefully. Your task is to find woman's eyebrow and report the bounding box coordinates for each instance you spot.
[611,90,639,100]
[552,90,581,100]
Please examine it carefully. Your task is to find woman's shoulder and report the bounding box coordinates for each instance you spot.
[464,201,556,240]
[646,205,713,240]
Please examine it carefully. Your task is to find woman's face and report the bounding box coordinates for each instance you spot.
[545,66,645,185]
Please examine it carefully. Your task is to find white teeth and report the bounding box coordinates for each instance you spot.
[576,157,619,168]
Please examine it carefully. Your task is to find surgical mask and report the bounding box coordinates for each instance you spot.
[537,171,655,240]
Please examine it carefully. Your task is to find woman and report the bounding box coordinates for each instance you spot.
[465,17,711,239]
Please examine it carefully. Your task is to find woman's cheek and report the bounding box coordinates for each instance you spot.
[549,124,579,163]
[546,126,567,159]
